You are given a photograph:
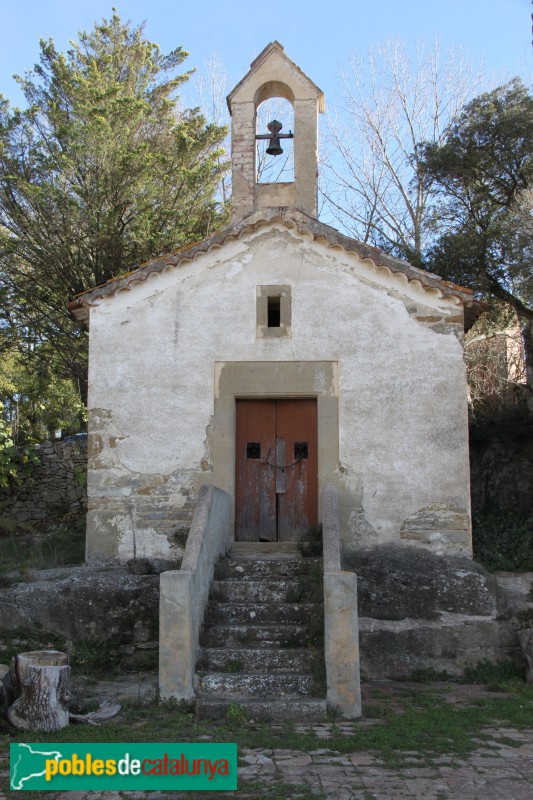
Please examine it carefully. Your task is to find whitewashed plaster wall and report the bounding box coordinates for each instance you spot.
[86,223,471,562]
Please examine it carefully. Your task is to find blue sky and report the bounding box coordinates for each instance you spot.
[0,0,531,109]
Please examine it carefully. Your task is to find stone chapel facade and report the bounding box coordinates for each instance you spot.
[69,42,477,564]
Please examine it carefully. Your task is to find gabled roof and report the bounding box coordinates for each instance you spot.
[227,41,325,112]
[67,208,479,329]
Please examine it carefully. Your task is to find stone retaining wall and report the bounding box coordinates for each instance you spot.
[0,439,87,521]
[0,564,160,673]
[344,545,532,679]
[1,551,531,679]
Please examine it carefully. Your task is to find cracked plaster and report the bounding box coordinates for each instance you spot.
[84,220,471,560]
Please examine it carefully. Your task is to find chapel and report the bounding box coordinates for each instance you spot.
[69,42,476,564]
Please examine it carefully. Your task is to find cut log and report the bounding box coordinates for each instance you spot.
[7,650,70,731]
[518,628,533,683]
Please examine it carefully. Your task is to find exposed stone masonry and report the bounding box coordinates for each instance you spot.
[400,502,471,555]
[0,439,87,522]
[86,409,196,562]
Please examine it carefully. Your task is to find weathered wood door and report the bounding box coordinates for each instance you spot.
[235,399,318,541]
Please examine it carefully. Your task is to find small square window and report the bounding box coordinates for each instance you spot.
[256,285,291,338]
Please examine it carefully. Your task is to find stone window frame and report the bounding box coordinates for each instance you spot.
[256,284,291,338]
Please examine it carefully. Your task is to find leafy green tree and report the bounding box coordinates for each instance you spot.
[421,79,533,389]
[0,11,229,401]
[0,398,39,498]
[0,402,19,488]
[0,344,86,446]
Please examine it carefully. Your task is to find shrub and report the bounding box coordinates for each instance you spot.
[463,659,525,687]
[473,506,533,572]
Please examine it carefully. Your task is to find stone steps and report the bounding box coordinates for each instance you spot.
[210,578,303,603]
[199,646,315,673]
[214,557,322,581]
[205,601,320,626]
[196,545,325,720]
[196,672,317,699]
[200,623,312,648]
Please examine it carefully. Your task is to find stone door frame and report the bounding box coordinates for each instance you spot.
[203,361,339,536]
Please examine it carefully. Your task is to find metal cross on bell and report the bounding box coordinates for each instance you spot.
[256,119,294,156]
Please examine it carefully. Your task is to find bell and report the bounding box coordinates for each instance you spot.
[265,119,284,156]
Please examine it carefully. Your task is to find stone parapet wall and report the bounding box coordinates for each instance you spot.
[86,467,197,564]
[359,615,522,679]
[0,440,87,521]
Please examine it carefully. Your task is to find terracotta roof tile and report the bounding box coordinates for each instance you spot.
[67,208,480,327]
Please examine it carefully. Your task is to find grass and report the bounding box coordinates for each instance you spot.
[401,667,454,683]
[69,639,159,678]
[2,681,533,797]
[0,630,159,682]
[327,683,533,765]
[222,659,245,673]
[402,660,526,689]
[3,681,533,758]
[298,523,323,557]
[0,627,69,668]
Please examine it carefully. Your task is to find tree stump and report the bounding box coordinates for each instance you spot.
[7,650,70,731]
[0,663,13,716]
[518,629,533,683]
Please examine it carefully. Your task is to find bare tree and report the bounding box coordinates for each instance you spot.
[322,37,485,265]
[465,323,527,414]
[192,53,232,206]
[256,97,294,184]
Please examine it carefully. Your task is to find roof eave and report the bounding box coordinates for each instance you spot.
[67,207,480,320]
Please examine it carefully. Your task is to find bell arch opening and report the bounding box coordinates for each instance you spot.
[256,96,294,184]
[254,80,295,107]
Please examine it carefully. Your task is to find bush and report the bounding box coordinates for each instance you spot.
[463,659,525,687]
[473,506,533,571]
[298,523,323,557]
[0,403,38,489]
[469,403,533,446]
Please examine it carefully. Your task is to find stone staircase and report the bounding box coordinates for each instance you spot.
[195,542,327,720]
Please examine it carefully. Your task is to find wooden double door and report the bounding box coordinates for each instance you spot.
[235,399,318,541]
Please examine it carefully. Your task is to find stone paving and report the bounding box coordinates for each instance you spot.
[234,722,533,799]
[2,681,533,799]
[237,727,533,798]
[2,723,533,799]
